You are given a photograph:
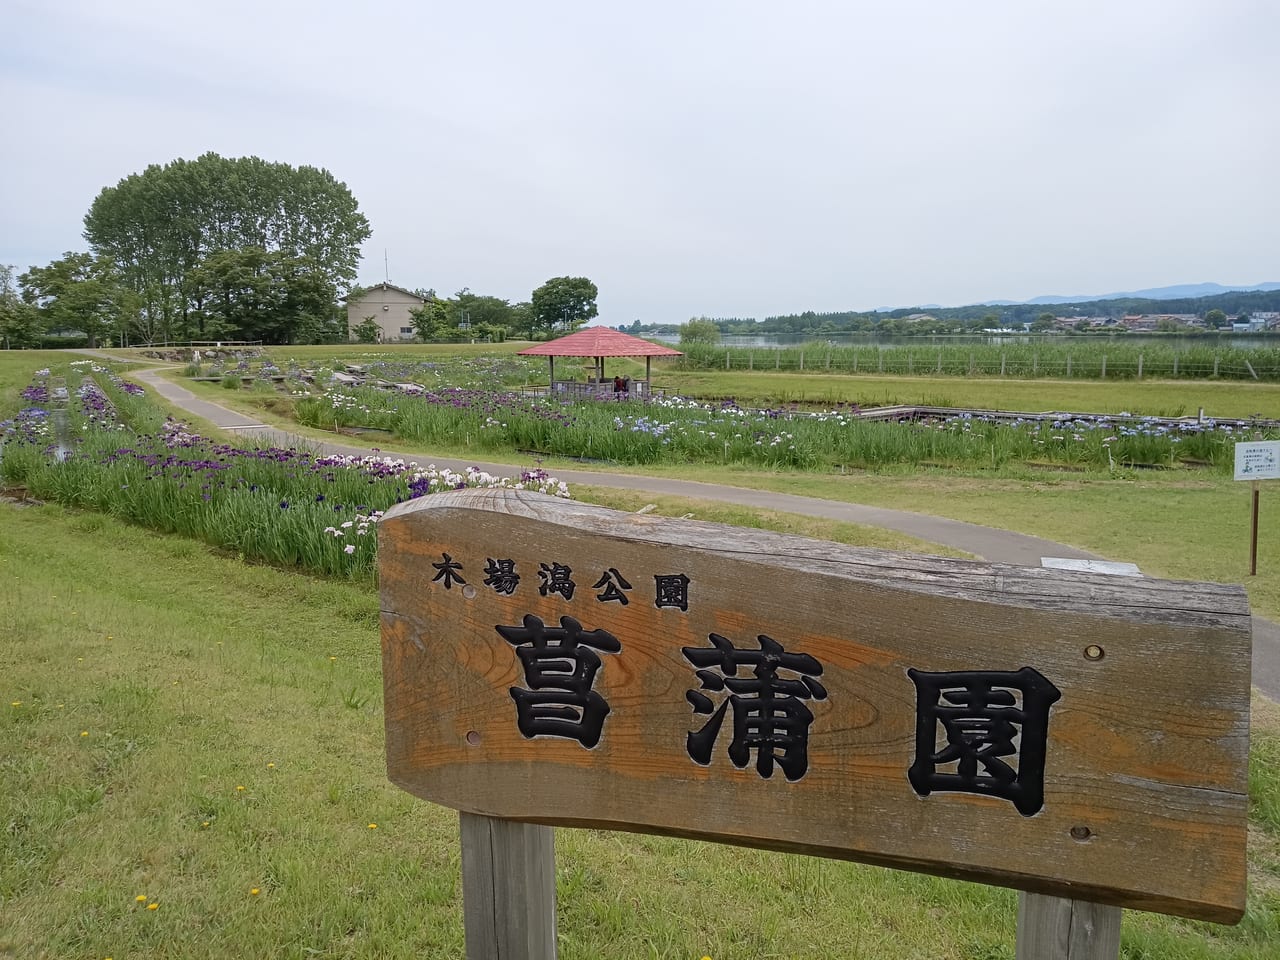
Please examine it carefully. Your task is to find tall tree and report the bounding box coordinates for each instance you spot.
[1,265,44,349]
[409,297,451,341]
[18,252,126,347]
[450,288,515,331]
[529,276,598,337]
[187,247,338,344]
[83,153,370,342]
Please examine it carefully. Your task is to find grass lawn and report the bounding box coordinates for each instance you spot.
[600,466,1280,623]
[4,348,1279,956]
[3,505,1278,959]
[655,370,1280,419]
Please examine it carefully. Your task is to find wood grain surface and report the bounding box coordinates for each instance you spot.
[379,488,1251,923]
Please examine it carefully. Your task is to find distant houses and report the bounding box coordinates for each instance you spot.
[1031,312,1277,333]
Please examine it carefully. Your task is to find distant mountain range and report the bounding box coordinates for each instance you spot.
[979,281,1280,308]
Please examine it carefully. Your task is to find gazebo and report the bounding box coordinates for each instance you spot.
[518,328,683,399]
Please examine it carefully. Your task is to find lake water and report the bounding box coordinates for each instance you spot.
[649,333,1276,351]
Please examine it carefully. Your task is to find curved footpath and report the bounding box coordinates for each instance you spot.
[127,365,1280,702]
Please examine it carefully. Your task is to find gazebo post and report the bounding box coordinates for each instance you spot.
[646,356,651,392]
[548,356,555,390]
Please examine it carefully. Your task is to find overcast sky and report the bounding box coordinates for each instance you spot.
[4,1,1277,323]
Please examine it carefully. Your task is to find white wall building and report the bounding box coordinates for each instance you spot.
[345,283,427,341]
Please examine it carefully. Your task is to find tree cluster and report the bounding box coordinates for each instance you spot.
[7,153,371,348]
[405,276,598,343]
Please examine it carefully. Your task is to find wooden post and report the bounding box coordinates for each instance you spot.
[1214,355,1220,377]
[460,812,557,959]
[1101,355,1106,379]
[748,351,753,371]
[1245,359,1258,380]
[1000,353,1006,377]
[1251,481,1260,576]
[1016,892,1121,960]
[1137,354,1144,380]
[799,351,804,371]
[775,350,780,370]
[936,349,942,373]
[1173,354,1179,377]
[725,350,730,370]
[1066,355,1072,378]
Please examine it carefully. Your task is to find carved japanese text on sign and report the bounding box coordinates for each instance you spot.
[380,489,1251,923]
[498,614,620,748]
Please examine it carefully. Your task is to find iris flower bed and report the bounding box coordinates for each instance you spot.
[1,364,569,579]
[294,384,1267,471]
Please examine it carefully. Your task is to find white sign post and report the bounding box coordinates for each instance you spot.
[1234,440,1280,575]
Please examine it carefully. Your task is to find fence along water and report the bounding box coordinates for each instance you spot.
[675,341,1280,381]
[379,489,1251,958]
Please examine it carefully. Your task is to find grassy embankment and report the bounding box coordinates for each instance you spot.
[2,504,1278,959]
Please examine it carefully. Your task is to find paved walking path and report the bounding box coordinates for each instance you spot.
[126,364,1280,701]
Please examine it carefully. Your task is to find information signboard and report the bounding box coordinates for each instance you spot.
[1234,440,1280,481]
[380,488,1251,925]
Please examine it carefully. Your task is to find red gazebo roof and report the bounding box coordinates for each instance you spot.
[518,327,683,358]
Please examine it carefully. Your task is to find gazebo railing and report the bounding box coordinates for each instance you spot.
[521,380,657,399]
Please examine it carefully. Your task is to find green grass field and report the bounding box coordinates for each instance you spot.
[3,347,1279,957]
[2,505,1277,959]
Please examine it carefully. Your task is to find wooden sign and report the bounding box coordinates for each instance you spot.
[380,489,1251,924]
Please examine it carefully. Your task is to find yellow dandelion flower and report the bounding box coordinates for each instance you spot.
[10,701,20,707]
[266,762,275,769]
[329,656,337,662]
[56,703,64,708]
[201,821,210,828]
[77,657,84,662]
[250,888,260,896]
[80,730,89,737]
[146,902,158,911]
[135,895,147,902]
[368,823,378,829]
[107,636,113,640]
[236,785,245,792]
